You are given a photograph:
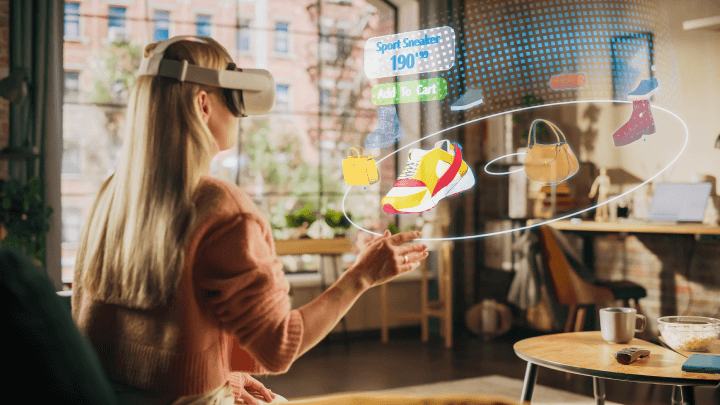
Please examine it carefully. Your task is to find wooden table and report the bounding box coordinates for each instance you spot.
[514,331,720,405]
[547,220,720,235]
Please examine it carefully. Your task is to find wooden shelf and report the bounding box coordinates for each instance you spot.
[683,15,720,31]
[274,237,353,256]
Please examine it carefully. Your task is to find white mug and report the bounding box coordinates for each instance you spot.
[599,307,646,343]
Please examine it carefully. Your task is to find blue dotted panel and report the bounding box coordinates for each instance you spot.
[377,0,679,131]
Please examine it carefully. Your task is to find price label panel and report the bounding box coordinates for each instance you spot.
[364,27,456,79]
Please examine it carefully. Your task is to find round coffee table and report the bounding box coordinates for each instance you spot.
[514,331,720,405]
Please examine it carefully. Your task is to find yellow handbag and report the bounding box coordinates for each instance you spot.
[342,145,379,185]
[523,119,579,185]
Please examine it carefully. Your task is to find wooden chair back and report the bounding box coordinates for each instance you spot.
[537,226,614,306]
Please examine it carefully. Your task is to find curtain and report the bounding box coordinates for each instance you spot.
[10,0,63,288]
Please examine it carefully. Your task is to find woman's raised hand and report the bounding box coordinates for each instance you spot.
[351,230,428,289]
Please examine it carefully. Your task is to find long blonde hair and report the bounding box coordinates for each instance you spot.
[74,39,230,309]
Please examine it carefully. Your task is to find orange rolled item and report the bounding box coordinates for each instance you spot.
[549,72,586,90]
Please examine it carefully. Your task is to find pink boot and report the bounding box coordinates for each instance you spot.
[613,100,656,147]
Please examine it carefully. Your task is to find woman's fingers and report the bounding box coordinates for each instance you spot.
[389,230,422,245]
[397,242,427,255]
[239,390,260,405]
[244,376,275,403]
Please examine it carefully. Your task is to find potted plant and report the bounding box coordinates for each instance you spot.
[285,203,316,239]
[324,209,352,238]
[0,176,53,266]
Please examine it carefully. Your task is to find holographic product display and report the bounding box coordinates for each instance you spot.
[382,140,474,214]
[364,27,456,79]
[450,88,485,111]
[371,78,448,105]
[627,77,660,100]
[343,0,687,241]
[613,99,656,146]
[549,71,587,90]
[523,119,579,185]
[364,106,405,149]
[342,146,379,186]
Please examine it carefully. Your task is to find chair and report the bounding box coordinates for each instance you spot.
[537,225,647,334]
[380,241,454,348]
[0,245,118,403]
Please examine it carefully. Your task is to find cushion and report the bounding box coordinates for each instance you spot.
[0,245,117,404]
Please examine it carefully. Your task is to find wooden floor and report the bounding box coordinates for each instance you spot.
[259,326,720,405]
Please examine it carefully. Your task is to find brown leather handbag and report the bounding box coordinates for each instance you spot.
[523,119,579,185]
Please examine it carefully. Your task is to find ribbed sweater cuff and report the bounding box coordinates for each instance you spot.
[253,309,304,374]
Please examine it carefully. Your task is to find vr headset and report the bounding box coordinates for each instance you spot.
[137,35,275,117]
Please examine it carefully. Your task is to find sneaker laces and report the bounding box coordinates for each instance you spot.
[398,155,421,179]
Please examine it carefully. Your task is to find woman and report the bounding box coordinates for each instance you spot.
[71,36,428,405]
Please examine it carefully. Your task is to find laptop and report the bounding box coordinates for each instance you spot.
[646,182,712,224]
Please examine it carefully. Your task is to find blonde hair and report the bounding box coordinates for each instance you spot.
[74,39,230,309]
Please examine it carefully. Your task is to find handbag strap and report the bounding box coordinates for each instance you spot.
[527,119,567,148]
[348,145,365,158]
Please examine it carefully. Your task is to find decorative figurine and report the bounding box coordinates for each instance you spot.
[589,167,611,222]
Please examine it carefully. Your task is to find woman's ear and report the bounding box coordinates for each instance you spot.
[196,90,210,124]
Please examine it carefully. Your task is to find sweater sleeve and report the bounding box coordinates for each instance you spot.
[196,213,303,375]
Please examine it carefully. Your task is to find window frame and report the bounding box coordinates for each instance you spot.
[64,2,81,40]
[271,17,295,59]
[105,6,129,44]
[196,14,213,37]
[152,9,171,42]
[237,19,253,55]
[63,70,81,104]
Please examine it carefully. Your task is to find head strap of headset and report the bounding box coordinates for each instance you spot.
[138,36,272,93]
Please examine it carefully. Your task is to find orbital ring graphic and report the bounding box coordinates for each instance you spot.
[483,153,526,175]
[342,99,688,241]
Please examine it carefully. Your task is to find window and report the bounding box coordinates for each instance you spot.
[196,15,212,37]
[61,140,81,175]
[64,2,80,39]
[153,10,170,41]
[275,84,289,111]
[108,6,127,39]
[320,89,331,107]
[237,20,251,51]
[64,71,80,103]
[62,208,83,244]
[61,0,397,284]
[274,22,289,53]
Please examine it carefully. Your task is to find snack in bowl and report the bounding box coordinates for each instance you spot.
[657,316,720,352]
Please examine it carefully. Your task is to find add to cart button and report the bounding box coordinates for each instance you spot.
[371,78,448,105]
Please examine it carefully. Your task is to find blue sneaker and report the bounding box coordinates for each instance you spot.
[627,78,659,100]
[365,106,404,149]
[450,88,484,111]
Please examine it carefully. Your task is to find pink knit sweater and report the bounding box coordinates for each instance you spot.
[72,176,304,400]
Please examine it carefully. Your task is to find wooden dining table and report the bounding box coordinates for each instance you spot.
[514,331,720,405]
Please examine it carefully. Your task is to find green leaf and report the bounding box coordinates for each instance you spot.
[2,197,10,210]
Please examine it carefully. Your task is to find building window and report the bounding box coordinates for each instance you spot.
[62,208,83,244]
[274,22,289,53]
[64,71,80,103]
[275,84,289,111]
[320,89,331,107]
[153,10,170,41]
[64,2,80,39]
[196,15,212,36]
[237,20,251,51]
[62,140,81,174]
[108,6,127,40]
